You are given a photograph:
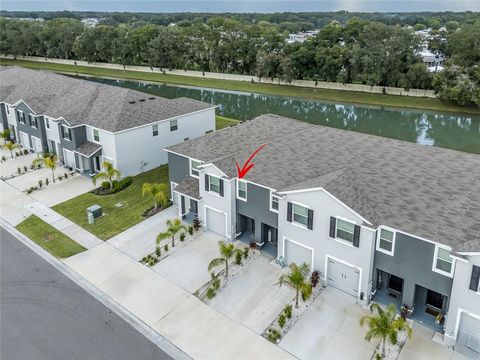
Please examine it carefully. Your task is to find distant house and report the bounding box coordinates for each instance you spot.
[0,67,216,176]
[286,30,319,44]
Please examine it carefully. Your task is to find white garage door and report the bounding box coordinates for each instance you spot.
[206,207,226,236]
[31,136,42,153]
[327,258,360,297]
[19,131,30,149]
[458,313,480,353]
[63,149,75,168]
[284,239,313,269]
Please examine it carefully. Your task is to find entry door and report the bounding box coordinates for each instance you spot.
[94,156,101,171]
[327,258,360,297]
[190,200,198,214]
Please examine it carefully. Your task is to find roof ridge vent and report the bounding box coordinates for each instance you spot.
[139,98,145,102]
[129,100,136,104]
[148,97,155,100]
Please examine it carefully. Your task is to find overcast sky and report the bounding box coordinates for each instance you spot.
[2,1,480,13]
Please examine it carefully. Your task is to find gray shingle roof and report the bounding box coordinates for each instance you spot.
[167,114,480,252]
[75,141,102,157]
[0,66,214,132]
[174,176,200,200]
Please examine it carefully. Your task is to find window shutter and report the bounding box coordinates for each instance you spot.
[353,225,361,247]
[307,209,314,230]
[180,196,185,214]
[329,217,336,238]
[469,265,480,291]
[204,174,209,192]
[219,179,224,197]
[287,202,292,222]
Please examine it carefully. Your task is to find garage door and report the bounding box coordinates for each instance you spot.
[327,258,360,297]
[19,131,30,149]
[31,136,43,153]
[206,207,226,236]
[63,149,75,168]
[284,239,313,269]
[458,313,480,353]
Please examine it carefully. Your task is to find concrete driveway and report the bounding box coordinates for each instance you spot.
[208,255,295,334]
[0,151,38,178]
[153,230,224,293]
[280,287,378,360]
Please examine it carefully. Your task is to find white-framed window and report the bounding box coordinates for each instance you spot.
[270,193,279,212]
[17,110,25,124]
[190,159,202,178]
[169,119,178,131]
[336,218,355,243]
[62,125,72,141]
[237,180,247,201]
[93,129,100,142]
[29,115,38,128]
[209,175,221,194]
[376,228,395,255]
[152,124,158,136]
[45,118,50,129]
[433,246,454,276]
[292,203,308,227]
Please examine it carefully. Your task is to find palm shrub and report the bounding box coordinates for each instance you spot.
[1,129,11,144]
[92,161,121,189]
[360,303,413,359]
[142,183,169,210]
[277,262,312,308]
[156,218,187,247]
[33,153,57,183]
[208,241,243,278]
[3,141,19,159]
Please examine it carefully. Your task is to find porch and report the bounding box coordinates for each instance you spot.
[236,214,278,258]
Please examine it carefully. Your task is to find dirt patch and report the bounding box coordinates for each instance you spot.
[43,233,56,242]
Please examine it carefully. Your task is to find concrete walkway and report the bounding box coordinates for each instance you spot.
[64,242,295,360]
[25,201,103,249]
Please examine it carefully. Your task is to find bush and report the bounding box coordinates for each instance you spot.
[301,284,312,301]
[101,181,110,189]
[155,247,161,257]
[179,232,186,242]
[30,164,34,170]
[266,328,281,343]
[45,177,49,186]
[243,247,249,259]
[278,314,286,328]
[192,217,201,232]
[235,250,242,265]
[38,179,43,188]
[206,287,216,299]
[112,177,133,193]
[1,156,6,161]
[23,165,27,172]
[164,244,169,252]
[64,172,68,179]
[212,276,220,291]
[310,270,320,288]
[17,167,21,175]
[249,241,256,249]
[284,304,292,318]
[58,175,63,181]
[187,225,194,235]
[23,149,29,155]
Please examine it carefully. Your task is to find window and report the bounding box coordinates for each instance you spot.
[93,129,100,142]
[377,228,395,254]
[29,115,37,128]
[434,247,453,274]
[152,124,158,136]
[17,110,25,124]
[336,219,355,243]
[237,180,247,200]
[190,159,202,177]
[292,203,308,227]
[169,119,178,131]
[270,194,279,212]
[45,118,50,129]
[62,125,72,141]
[209,175,221,194]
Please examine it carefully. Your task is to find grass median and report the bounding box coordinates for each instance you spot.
[2,58,478,115]
[16,215,86,258]
[216,115,241,129]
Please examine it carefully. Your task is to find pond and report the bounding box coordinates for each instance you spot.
[81,76,480,154]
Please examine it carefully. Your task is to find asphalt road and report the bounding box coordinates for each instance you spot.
[0,226,173,360]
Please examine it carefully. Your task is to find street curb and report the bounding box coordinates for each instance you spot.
[1,219,191,360]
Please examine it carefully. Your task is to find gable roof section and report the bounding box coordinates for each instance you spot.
[167,113,480,252]
[0,66,214,133]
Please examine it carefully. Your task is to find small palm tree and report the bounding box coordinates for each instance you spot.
[142,183,169,210]
[277,262,312,308]
[360,303,413,359]
[33,153,57,183]
[208,241,243,278]
[156,218,187,247]
[1,129,11,144]
[3,140,19,159]
[92,161,121,188]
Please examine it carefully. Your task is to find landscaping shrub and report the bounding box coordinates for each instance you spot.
[284,304,292,318]
[266,328,281,343]
[206,287,216,299]
[235,250,242,265]
[310,270,320,288]
[187,225,194,235]
[243,247,249,259]
[249,241,256,249]
[1,156,6,161]
[64,172,68,179]
[278,314,286,328]
[45,177,49,186]
[192,217,201,232]
[164,244,169,252]
[179,232,186,242]
[155,247,161,257]
[212,276,220,291]
[112,176,133,193]
[23,166,27,172]
[30,164,34,170]
[17,167,21,175]
[101,181,110,189]
[58,175,63,181]
[23,149,29,155]
[301,284,312,301]
[38,180,43,188]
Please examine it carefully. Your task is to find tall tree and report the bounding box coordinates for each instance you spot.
[277,262,312,308]
[142,183,169,210]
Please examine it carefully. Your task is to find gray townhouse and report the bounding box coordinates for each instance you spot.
[0,66,216,176]
[165,114,480,353]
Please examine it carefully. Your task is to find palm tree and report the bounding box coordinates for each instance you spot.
[360,303,413,359]
[1,129,11,144]
[33,153,57,183]
[208,241,243,278]
[277,262,312,308]
[3,140,19,159]
[142,183,169,210]
[156,218,187,247]
[92,161,121,188]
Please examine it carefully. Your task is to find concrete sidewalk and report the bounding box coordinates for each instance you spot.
[25,201,103,249]
[64,243,295,360]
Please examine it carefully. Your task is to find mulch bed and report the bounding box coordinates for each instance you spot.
[141,205,168,218]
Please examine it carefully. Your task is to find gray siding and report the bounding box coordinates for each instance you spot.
[0,103,8,130]
[373,232,453,308]
[236,183,278,241]
[58,121,87,151]
[15,103,47,151]
[168,152,190,184]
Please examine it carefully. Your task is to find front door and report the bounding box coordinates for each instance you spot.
[94,156,101,172]
[190,199,198,214]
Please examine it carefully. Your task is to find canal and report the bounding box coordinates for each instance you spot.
[81,76,480,154]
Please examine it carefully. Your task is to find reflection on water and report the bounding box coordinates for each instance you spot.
[84,77,480,154]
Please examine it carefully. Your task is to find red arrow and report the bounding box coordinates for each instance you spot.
[236,144,267,179]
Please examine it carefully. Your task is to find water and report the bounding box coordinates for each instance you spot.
[83,76,480,154]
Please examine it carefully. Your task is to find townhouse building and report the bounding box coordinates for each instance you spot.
[166,114,480,353]
[0,66,215,176]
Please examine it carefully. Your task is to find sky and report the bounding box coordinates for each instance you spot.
[1,0,480,13]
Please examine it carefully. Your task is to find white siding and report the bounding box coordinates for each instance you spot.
[85,125,117,168]
[45,116,60,143]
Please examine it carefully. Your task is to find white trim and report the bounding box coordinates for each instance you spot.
[198,163,228,178]
[170,181,178,202]
[12,100,36,114]
[204,205,227,238]
[333,216,356,245]
[189,157,203,178]
[452,308,480,342]
[376,226,396,256]
[325,254,363,298]
[92,128,101,143]
[236,179,247,202]
[432,244,455,278]
[282,237,314,272]
[207,174,222,196]
[269,190,280,213]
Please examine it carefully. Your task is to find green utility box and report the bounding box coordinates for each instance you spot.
[87,204,103,219]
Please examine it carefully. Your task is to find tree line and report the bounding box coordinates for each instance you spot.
[0,15,478,107]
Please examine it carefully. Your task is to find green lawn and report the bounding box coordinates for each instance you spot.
[216,115,241,129]
[52,165,169,240]
[2,58,479,115]
[16,215,86,258]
